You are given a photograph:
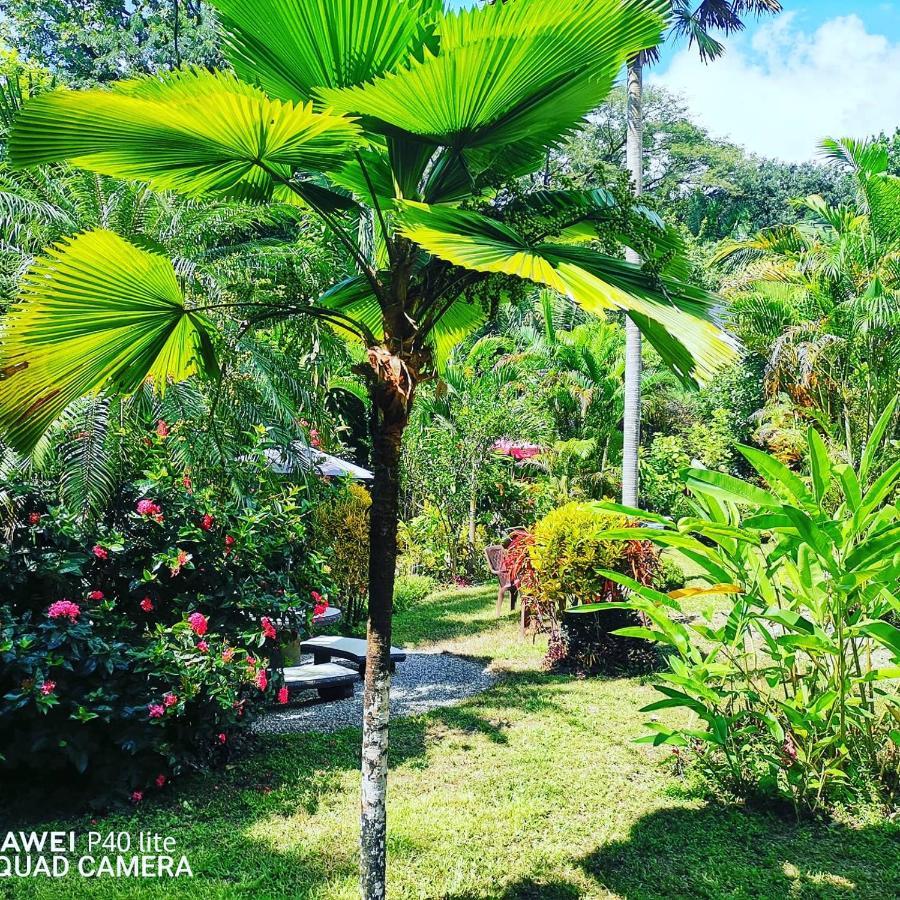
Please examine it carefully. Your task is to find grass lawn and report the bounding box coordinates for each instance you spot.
[3,585,898,899]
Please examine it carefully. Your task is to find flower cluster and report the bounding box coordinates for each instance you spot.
[47,600,80,622]
[136,499,163,522]
[491,439,543,461]
[188,612,208,636]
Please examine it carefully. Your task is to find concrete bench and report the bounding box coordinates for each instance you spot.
[299,635,407,676]
[282,662,359,701]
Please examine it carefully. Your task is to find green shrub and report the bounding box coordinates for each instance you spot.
[528,502,630,613]
[524,502,660,674]
[393,574,437,612]
[653,554,686,593]
[0,432,327,805]
[312,483,371,627]
[600,405,900,816]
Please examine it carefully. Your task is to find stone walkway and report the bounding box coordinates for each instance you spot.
[252,650,497,735]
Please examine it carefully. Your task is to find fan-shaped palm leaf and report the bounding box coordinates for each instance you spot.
[211,0,442,103]
[0,229,218,453]
[317,0,667,180]
[398,202,734,384]
[10,69,362,200]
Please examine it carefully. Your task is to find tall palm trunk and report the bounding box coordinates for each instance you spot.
[621,56,644,507]
[360,389,407,899]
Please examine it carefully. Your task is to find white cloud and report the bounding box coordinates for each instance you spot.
[651,13,900,162]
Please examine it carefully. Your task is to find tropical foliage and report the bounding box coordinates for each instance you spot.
[591,403,900,814]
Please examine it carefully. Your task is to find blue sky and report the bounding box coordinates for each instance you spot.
[446,2,900,162]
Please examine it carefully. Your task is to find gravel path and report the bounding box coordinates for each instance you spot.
[253,651,497,735]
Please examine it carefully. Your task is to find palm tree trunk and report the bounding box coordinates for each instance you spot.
[621,55,644,508]
[360,395,406,900]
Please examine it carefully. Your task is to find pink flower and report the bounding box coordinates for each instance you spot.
[148,704,165,719]
[222,647,235,663]
[163,692,178,708]
[155,774,167,788]
[140,597,154,612]
[246,657,257,668]
[92,545,108,560]
[40,680,56,696]
[28,512,42,526]
[261,617,277,640]
[311,590,323,604]
[200,514,215,531]
[87,590,104,601]
[188,612,208,636]
[310,428,322,449]
[256,669,268,692]
[197,640,209,653]
[277,687,289,705]
[492,439,543,461]
[136,499,162,518]
[314,602,328,617]
[131,790,143,804]
[48,600,80,622]
[217,733,227,745]
[156,420,170,438]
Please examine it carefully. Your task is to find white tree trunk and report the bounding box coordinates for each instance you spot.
[622,56,644,508]
[360,659,391,900]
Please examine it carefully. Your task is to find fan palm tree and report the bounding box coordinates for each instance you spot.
[2,1,735,894]
[716,137,900,460]
[621,0,782,506]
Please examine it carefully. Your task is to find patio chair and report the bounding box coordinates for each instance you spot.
[485,544,518,616]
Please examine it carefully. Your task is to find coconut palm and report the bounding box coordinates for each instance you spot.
[621,0,782,506]
[716,137,900,460]
[2,1,735,894]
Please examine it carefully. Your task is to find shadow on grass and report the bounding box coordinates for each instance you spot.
[577,803,900,900]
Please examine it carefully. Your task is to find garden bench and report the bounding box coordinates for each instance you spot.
[282,662,359,701]
[299,635,406,676]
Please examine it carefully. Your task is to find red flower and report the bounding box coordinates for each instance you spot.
[148,704,165,719]
[277,686,289,705]
[48,600,80,622]
[200,514,215,531]
[197,640,209,653]
[140,597,154,612]
[311,590,323,604]
[182,475,193,492]
[310,428,322,449]
[163,692,178,708]
[130,790,143,804]
[256,669,268,692]
[40,680,56,696]
[188,612,208,636]
[155,775,167,788]
[27,512,42,526]
[156,420,170,438]
[217,733,227,745]
[261,617,277,640]
[170,549,191,576]
[87,590,104,601]
[224,535,235,555]
[92,545,109,560]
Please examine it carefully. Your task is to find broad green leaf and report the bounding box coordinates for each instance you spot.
[807,427,832,505]
[668,584,744,600]
[317,0,666,180]
[591,500,671,524]
[737,443,811,506]
[10,69,362,198]
[0,230,217,454]
[211,0,442,103]
[682,468,779,508]
[860,396,898,482]
[860,621,900,659]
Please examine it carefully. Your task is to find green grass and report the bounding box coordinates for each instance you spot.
[3,586,898,899]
